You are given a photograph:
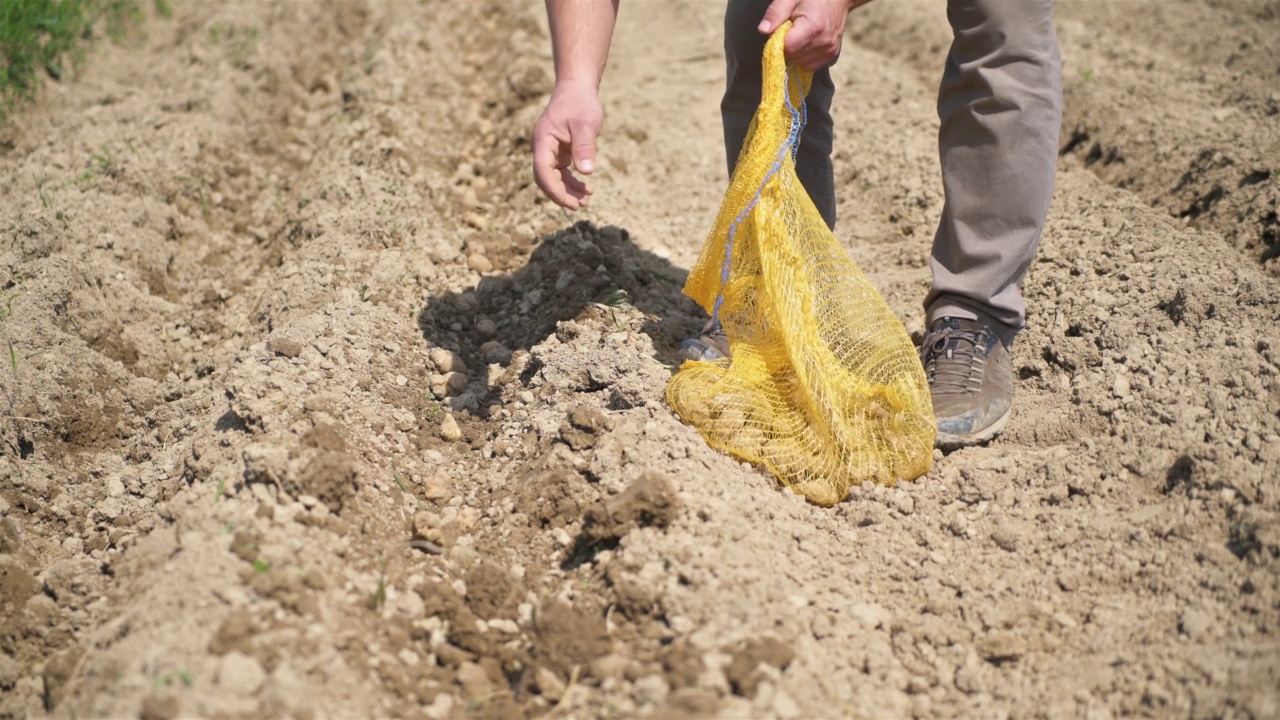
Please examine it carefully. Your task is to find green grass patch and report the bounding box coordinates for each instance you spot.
[0,0,169,123]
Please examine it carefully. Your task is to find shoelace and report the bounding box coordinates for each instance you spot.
[920,326,988,395]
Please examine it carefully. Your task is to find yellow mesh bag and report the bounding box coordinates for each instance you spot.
[666,23,935,506]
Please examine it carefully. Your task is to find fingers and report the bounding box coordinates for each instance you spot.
[762,0,845,72]
[783,15,818,62]
[757,0,797,34]
[787,16,840,71]
[533,125,591,210]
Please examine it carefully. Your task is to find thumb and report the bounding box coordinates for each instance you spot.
[569,120,598,175]
[757,0,798,34]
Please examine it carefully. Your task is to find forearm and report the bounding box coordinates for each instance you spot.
[546,0,620,89]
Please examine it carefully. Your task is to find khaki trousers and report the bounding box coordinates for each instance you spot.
[722,0,1063,336]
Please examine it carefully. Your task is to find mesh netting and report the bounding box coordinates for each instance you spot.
[666,22,935,506]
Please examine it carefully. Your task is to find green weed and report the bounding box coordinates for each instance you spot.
[0,293,19,322]
[601,288,632,308]
[368,571,387,611]
[0,0,167,123]
[152,669,193,688]
[90,145,115,173]
[1079,67,1095,83]
[34,174,54,208]
[252,559,270,574]
[7,341,17,376]
[208,21,258,69]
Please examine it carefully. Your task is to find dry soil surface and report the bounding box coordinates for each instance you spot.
[1,1,1278,719]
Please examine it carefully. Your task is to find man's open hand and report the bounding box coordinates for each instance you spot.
[532,83,603,210]
[757,0,872,72]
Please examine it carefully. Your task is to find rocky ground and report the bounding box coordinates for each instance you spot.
[0,0,1276,718]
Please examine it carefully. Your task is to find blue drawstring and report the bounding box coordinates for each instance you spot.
[711,66,807,323]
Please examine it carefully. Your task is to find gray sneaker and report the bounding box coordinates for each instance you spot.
[919,317,1014,450]
[676,319,730,363]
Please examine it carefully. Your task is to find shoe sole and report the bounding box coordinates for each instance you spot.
[934,406,1012,451]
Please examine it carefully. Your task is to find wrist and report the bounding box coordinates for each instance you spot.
[553,75,600,94]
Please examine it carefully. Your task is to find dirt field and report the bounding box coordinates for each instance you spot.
[1,0,1277,718]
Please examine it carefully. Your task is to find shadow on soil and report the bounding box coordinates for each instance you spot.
[418,220,706,409]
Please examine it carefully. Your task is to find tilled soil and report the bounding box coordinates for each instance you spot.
[0,1,1277,719]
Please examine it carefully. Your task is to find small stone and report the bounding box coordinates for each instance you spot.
[396,374,408,386]
[518,391,535,404]
[423,470,451,500]
[479,340,502,356]
[457,661,492,699]
[429,374,448,398]
[991,527,1020,552]
[445,372,469,396]
[140,694,181,720]
[106,476,126,497]
[848,603,891,630]
[954,665,984,695]
[889,489,914,515]
[429,348,468,374]
[424,693,456,720]
[464,212,489,231]
[476,318,497,338]
[267,337,303,358]
[439,414,463,442]
[467,253,493,274]
[771,688,801,719]
[217,651,267,695]
[592,654,630,681]
[1179,608,1213,641]
[536,666,566,701]
[1113,374,1131,399]
[633,675,670,706]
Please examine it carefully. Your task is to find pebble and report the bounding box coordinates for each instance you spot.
[633,675,670,706]
[217,651,267,695]
[429,348,467,374]
[457,661,492,699]
[423,470,451,500]
[1179,608,1213,641]
[991,527,1020,553]
[476,318,497,338]
[395,374,408,386]
[536,667,567,702]
[439,414,462,442]
[771,688,801,719]
[954,665,984,695]
[1113,374,1131,399]
[424,693,455,720]
[467,253,493,274]
[445,372,469,396]
[592,654,630,681]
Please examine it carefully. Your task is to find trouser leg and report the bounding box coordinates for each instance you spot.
[924,0,1063,338]
[722,0,837,229]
